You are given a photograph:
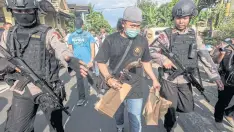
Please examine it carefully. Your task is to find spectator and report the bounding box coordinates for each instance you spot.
[90,30,100,76]
[68,18,95,106]
[1,22,12,41]
[99,28,107,43]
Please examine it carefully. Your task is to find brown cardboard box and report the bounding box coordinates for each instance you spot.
[95,83,132,118]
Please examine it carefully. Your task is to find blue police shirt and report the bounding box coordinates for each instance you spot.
[68,30,95,64]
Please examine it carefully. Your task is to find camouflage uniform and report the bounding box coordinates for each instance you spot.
[149,27,221,129]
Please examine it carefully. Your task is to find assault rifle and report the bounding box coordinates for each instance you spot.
[154,40,210,102]
[119,59,142,82]
[0,45,71,116]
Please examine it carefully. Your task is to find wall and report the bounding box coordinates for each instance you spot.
[45,13,56,28]
[2,7,14,25]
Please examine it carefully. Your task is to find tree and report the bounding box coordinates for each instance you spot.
[197,0,221,12]
[138,0,159,28]
[138,0,179,27]
[84,4,112,34]
[138,0,227,28]
[66,13,76,33]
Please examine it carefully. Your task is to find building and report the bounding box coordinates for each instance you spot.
[0,0,13,26]
[0,0,72,34]
[42,0,72,30]
[68,4,90,22]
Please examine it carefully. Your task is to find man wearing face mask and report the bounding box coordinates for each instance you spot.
[0,0,89,131]
[149,0,224,131]
[68,18,95,106]
[95,6,161,132]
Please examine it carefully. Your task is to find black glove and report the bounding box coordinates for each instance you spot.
[0,58,16,74]
[67,57,81,73]
[37,94,59,111]
[67,57,94,85]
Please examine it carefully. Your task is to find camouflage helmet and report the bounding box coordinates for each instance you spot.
[172,0,198,18]
[5,0,39,10]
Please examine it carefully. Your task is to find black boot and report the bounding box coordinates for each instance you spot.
[225,105,234,116]
[165,127,173,132]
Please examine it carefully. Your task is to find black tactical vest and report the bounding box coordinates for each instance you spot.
[6,24,60,83]
[219,49,234,86]
[165,28,198,69]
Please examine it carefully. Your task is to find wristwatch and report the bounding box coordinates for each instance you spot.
[219,47,225,52]
[105,75,114,83]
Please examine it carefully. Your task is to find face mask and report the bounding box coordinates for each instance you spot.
[125,28,140,38]
[76,28,83,33]
[13,12,37,27]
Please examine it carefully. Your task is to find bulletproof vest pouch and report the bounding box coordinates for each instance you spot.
[219,50,234,86]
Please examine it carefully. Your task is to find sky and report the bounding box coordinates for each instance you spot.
[67,0,171,27]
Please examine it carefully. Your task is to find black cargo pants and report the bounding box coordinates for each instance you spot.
[4,90,64,132]
[214,85,234,122]
[160,79,194,129]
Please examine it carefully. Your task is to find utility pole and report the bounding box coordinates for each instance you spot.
[225,0,231,16]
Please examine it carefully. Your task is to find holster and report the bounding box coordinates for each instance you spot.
[167,69,184,81]
[166,67,195,81]
[51,81,66,101]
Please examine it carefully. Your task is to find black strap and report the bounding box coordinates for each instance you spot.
[112,40,133,74]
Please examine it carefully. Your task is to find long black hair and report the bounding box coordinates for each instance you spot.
[117,18,123,32]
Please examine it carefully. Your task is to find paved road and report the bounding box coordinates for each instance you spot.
[0,69,233,132]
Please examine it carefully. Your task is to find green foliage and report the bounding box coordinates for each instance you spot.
[65,4,112,34]
[138,0,233,46]
[84,4,112,34]
[138,0,158,28]
[138,0,229,30]
[66,19,75,33]
[65,12,76,33]
[138,0,179,27]
[213,16,234,40]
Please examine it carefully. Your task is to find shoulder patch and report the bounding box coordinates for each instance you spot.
[31,34,41,39]
[52,32,61,39]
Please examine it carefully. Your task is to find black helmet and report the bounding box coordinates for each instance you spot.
[172,0,198,18]
[5,0,39,10]
[5,0,40,27]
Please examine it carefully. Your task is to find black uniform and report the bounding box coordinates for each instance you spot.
[0,0,75,131]
[215,47,234,122]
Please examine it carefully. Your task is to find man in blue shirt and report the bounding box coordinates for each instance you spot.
[68,18,95,106]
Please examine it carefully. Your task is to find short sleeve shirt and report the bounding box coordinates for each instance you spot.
[95,32,151,99]
[68,31,95,64]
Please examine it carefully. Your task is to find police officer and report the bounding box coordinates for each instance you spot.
[212,38,234,128]
[149,0,224,131]
[0,0,88,131]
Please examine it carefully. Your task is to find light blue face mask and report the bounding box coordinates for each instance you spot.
[76,28,83,33]
[125,28,140,38]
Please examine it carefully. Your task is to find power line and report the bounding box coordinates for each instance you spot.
[95,6,127,10]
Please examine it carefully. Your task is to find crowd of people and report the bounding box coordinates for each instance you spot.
[0,0,234,132]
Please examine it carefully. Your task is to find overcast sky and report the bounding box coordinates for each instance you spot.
[67,0,171,27]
